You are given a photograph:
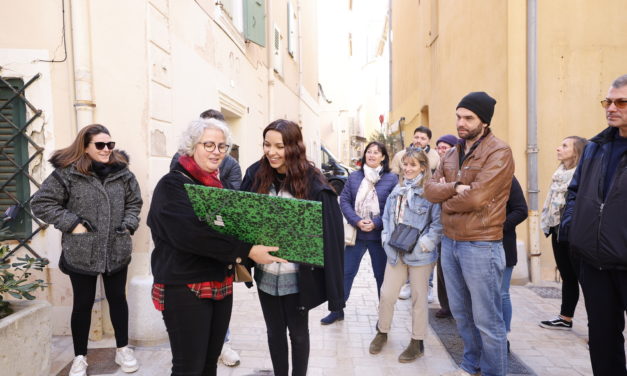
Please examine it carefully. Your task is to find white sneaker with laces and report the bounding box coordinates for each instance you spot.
[428,286,434,303]
[115,346,139,373]
[69,355,88,376]
[398,283,411,300]
[220,341,241,367]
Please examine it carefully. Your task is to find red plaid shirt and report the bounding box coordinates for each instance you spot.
[152,275,234,311]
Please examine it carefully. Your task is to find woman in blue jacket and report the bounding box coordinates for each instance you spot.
[321,141,398,325]
[368,147,442,362]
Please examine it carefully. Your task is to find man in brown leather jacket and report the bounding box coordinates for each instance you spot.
[424,91,514,376]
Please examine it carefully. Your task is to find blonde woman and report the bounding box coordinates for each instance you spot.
[369,147,442,362]
[539,136,587,330]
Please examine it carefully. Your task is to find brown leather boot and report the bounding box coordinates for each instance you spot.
[398,339,424,362]
[368,330,388,354]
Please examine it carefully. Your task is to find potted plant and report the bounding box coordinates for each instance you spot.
[0,244,52,376]
[0,244,49,318]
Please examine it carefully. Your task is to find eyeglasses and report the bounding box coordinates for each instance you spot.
[601,98,627,110]
[199,141,230,153]
[90,141,116,150]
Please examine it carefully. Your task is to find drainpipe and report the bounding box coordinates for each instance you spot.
[527,0,541,284]
[266,0,274,124]
[69,0,102,341]
[70,0,96,128]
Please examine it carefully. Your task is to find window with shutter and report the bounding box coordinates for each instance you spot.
[0,78,31,240]
[244,0,266,47]
[0,75,45,258]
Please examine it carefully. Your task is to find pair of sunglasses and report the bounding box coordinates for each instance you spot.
[90,141,116,150]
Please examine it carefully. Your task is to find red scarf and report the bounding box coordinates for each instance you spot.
[178,155,223,188]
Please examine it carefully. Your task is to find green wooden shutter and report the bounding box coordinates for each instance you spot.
[244,0,265,47]
[0,78,31,239]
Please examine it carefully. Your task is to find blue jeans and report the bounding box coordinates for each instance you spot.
[344,238,387,302]
[441,236,507,376]
[501,266,513,333]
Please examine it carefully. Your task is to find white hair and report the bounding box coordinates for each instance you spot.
[178,118,232,156]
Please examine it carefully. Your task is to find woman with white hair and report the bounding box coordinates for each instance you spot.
[148,118,286,376]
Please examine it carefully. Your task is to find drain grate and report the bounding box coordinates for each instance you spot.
[528,286,562,299]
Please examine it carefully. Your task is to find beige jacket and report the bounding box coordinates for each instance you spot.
[423,130,514,241]
[390,146,440,174]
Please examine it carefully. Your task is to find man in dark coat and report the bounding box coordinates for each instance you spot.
[561,74,627,376]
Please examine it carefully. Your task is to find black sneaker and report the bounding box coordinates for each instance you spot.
[539,317,572,330]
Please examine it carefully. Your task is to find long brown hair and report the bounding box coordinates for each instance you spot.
[252,119,327,199]
[49,124,128,174]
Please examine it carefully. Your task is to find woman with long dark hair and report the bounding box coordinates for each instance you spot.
[321,141,398,324]
[32,124,142,376]
[539,136,587,330]
[148,118,284,376]
[241,119,344,376]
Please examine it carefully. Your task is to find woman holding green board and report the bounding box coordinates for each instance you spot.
[241,119,344,376]
[148,118,284,376]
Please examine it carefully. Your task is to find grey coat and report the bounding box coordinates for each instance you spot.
[32,160,142,275]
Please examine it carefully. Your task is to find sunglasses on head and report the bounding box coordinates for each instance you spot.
[90,141,116,150]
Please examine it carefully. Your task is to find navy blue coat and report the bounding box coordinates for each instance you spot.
[561,127,627,270]
[340,169,398,241]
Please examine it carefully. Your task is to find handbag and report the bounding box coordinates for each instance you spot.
[234,264,252,283]
[344,219,356,246]
[388,223,422,253]
[387,194,429,254]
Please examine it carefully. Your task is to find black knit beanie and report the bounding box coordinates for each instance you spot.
[456,92,497,125]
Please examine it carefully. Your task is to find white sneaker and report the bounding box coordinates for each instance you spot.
[69,355,88,376]
[428,286,434,303]
[220,341,241,367]
[399,283,411,300]
[115,346,139,373]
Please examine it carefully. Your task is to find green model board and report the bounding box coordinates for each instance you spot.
[184,184,324,267]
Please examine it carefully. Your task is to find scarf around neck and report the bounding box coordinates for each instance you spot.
[355,165,382,220]
[394,174,422,224]
[178,155,223,188]
[540,163,575,234]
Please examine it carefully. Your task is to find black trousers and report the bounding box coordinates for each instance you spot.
[580,261,627,376]
[258,290,310,376]
[436,245,449,311]
[162,285,232,376]
[68,267,129,356]
[550,229,580,317]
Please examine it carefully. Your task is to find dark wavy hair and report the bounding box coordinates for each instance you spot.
[252,119,327,199]
[359,141,391,173]
[49,124,127,174]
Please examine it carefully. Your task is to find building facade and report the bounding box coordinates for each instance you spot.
[0,0,322,337]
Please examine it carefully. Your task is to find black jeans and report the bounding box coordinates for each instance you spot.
[436,245,449,311]
[550,228,580,317]
[68,267,129,356]
[162,285,232,376]
[258,290,309,376]
[580,261,627,376]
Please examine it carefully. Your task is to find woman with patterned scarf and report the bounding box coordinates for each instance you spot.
[368,147,442,362]
[539,136,587,331]
[321,141,398,325]
[148,118,285,376]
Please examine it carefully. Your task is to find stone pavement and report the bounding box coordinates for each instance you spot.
[50,257,624,376]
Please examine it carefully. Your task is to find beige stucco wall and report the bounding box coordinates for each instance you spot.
[391,0,627,281]
[1,0,320,335]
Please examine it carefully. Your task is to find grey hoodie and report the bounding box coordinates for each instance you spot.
[31,151,142,275]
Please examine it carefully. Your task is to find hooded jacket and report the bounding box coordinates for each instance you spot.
[31,151,142,275]
[241,160,345,311]
[561,127,627,270]
[424,130,515,241]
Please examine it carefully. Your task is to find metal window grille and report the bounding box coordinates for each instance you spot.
[0,74,46,260]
